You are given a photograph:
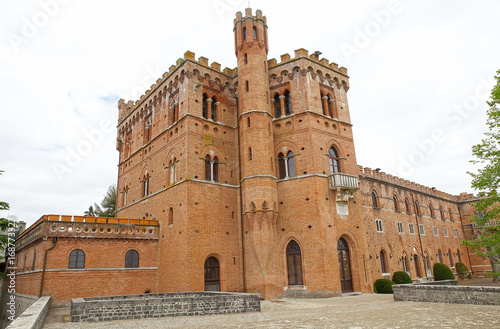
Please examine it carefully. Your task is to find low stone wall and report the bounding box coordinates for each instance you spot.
[5,296,50,329]
[71,292,261,322]
[393,284,500,305]
[415,279,458,286]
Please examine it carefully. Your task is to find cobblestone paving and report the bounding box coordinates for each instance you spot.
[43,293,500,329]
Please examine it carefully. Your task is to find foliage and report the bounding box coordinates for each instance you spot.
[373,279,395,294]
[392,271,413,284]
[84,184,116,218]
[465,69,500,282]
[433,263,455,281]
[455,262,469,280]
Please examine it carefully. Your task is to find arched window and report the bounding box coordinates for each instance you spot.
[448,249,453,267]
[168,207,173,225]
[457,249,462,263]
[125,250,139,268]
[202,94,208,119]
[438,249,443,263]
[405,198,410,213]
[242,27,246,41]
[321,92,327,115]
[380,250,387,273]
[204,155,219,182]
[429,204,435,218]
[393,196,398,212]
[278,153,286,179]
[327,94,336,118]
[244,53,248,64]
[211,96,217,121]
[286,240,303,285]
[253,26,257,39]
[371,191,378,208]
[169,158,177,185]
[440,206,444,219]
[274,93,281,118]
[68,249,85,269]
[204,257,220,291]
[143,174,150,197]
[284,90,292,115]
[205,155,211,180]
[328,147,340,174]
[287,151,295,178]
[213,157,219,182]
[415,200,420,215]
[448,208,453,221]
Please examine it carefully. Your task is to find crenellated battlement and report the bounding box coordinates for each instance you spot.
[268,48,348,76]
[357,165,464,201]
[117,49,237,122]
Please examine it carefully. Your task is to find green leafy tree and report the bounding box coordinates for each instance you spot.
[465,69,500,282]
[84,184,116,218]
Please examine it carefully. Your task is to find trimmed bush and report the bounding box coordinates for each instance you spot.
[433,263,455,281]
[392,271,413,284]
[373,279,395,294]
[455,262,469,279]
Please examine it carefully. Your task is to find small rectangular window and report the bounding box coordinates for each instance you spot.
[409,223,415,235]
[397,222,403,234]
[419,224,425,235]
[444,227,449,237]
[459,229,463,238]
[376,219,383,232]
[433,226,438,236]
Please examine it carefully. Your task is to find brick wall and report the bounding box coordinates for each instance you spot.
[393,284,500,305]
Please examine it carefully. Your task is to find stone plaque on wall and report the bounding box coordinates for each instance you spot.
[336,203,349,216]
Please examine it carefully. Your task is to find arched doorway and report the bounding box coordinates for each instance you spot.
[204,257,220,291]
[286,240,303,285]
[413,254,421,278]
[337,238,353,293]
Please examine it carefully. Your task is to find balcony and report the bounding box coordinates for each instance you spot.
[329,173,359,203]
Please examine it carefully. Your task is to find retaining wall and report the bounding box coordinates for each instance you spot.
[71,292,261,322]
[393,284,500,305]
[5,296,50,329]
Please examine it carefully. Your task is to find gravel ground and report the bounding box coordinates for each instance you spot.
[43,291,500,329]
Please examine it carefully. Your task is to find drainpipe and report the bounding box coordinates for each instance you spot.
[39,237,57,297]
[411,193,427,279]
[458,202,474,275]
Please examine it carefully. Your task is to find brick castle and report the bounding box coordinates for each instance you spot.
[11,8,491,303]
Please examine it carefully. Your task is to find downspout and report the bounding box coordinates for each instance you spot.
[458,202,474,274]
[411,193,427,279]
[39,237,57,297]
[236,95,247,293]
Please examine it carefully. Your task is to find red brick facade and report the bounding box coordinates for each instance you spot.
[13,8,491,303]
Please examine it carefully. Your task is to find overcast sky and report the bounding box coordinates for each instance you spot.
[1,0,499,227]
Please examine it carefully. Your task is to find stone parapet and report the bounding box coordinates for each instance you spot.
[71,292,261,322]
[393,284,500,305]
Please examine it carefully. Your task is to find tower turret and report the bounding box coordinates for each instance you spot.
[234,8,280,298]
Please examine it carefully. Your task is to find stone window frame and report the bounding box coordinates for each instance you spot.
[375,219,383,233]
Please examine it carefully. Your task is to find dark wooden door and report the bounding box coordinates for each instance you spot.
[204,257,220,291]
[286,240,304,285]
[338,238,353,293]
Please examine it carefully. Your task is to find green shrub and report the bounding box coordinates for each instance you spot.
[433,263,455,281]
[392,271,413,284]
[455,262,469,279]
[373,279,395,294]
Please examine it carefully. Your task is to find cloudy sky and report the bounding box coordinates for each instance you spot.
[1,0,499,227]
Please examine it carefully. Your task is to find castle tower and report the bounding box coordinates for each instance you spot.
[234,8,279,297]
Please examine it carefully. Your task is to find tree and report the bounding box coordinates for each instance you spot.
[84,184,116,218]
[465,69,500,282]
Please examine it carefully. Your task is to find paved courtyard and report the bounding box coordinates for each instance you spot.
[43,290,499,329]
